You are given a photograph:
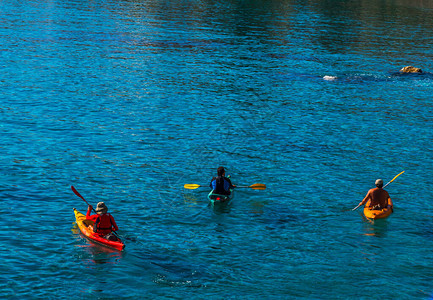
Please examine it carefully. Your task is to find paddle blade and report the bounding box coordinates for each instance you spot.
[71,185,93,207]
[235,183,267,190]
[184,184,202,190]
[390,170,405,182]
[383,170,405,188]
[71,185,84,200]
[250,183,266,190]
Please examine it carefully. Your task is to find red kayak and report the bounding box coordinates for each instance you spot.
[73,208,125,251]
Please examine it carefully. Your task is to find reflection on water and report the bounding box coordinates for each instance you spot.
[210,200,232,215]
[356,213,391,264]
[249,200,265,214]
[71,223,80,235]
[72,223,124,265]
[182,192,199,206]
[359,212,389,237]
[77,243,124,265]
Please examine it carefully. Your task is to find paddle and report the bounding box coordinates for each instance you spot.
[183,184,203,190]
[352,170,405,211]
[383,170,405,188]
[235,183,267,190]
[71,185,97,213]
[71,185,120,239]
[183,183,266,190]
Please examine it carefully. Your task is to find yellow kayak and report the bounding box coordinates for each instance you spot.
[363,200,393,219]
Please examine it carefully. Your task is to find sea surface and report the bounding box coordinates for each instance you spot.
[1,0,433,298]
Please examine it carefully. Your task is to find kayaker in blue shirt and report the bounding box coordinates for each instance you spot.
[210,166,235,195]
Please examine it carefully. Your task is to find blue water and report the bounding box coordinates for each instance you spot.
[1,0,433,298]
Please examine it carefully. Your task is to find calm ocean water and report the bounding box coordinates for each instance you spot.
[1,0,433,298]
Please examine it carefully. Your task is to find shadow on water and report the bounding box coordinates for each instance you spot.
[129,249,214,288]
[402,211,433,240]
[150,259,212,288]
[250,202,305,230]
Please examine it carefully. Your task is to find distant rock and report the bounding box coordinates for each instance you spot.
[400,66,423,73]
[323,75,337,81]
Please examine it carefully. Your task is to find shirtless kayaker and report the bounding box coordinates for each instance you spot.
[356,179,393,211]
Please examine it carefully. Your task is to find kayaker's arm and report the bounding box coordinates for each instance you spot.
[225,176,235,189]
[387,192,393,211]
[86,205,93,219]
[357,191,371,208]
[110,215,119,231]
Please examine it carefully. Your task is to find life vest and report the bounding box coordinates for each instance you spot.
[93,213,113,235]
[214,176,229,195]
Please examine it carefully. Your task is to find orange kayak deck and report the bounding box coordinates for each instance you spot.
[73,208,125,251]
[363,201,393,219]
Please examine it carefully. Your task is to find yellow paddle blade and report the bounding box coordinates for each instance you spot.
[383,170,405,188]
[184,184,202,190]
[390,170,405,182]
[249,183,266,190]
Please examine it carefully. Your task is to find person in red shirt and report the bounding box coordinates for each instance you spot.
[86,202,119,241]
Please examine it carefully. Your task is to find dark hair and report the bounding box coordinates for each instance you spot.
[217,166,225,176]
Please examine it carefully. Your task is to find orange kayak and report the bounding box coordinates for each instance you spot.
[363,200,393,219]
[73,208,125,251]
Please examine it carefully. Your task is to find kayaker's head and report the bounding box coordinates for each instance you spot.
[375,179,383,188]
[95,202,108,214]
[217,166,225,177]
